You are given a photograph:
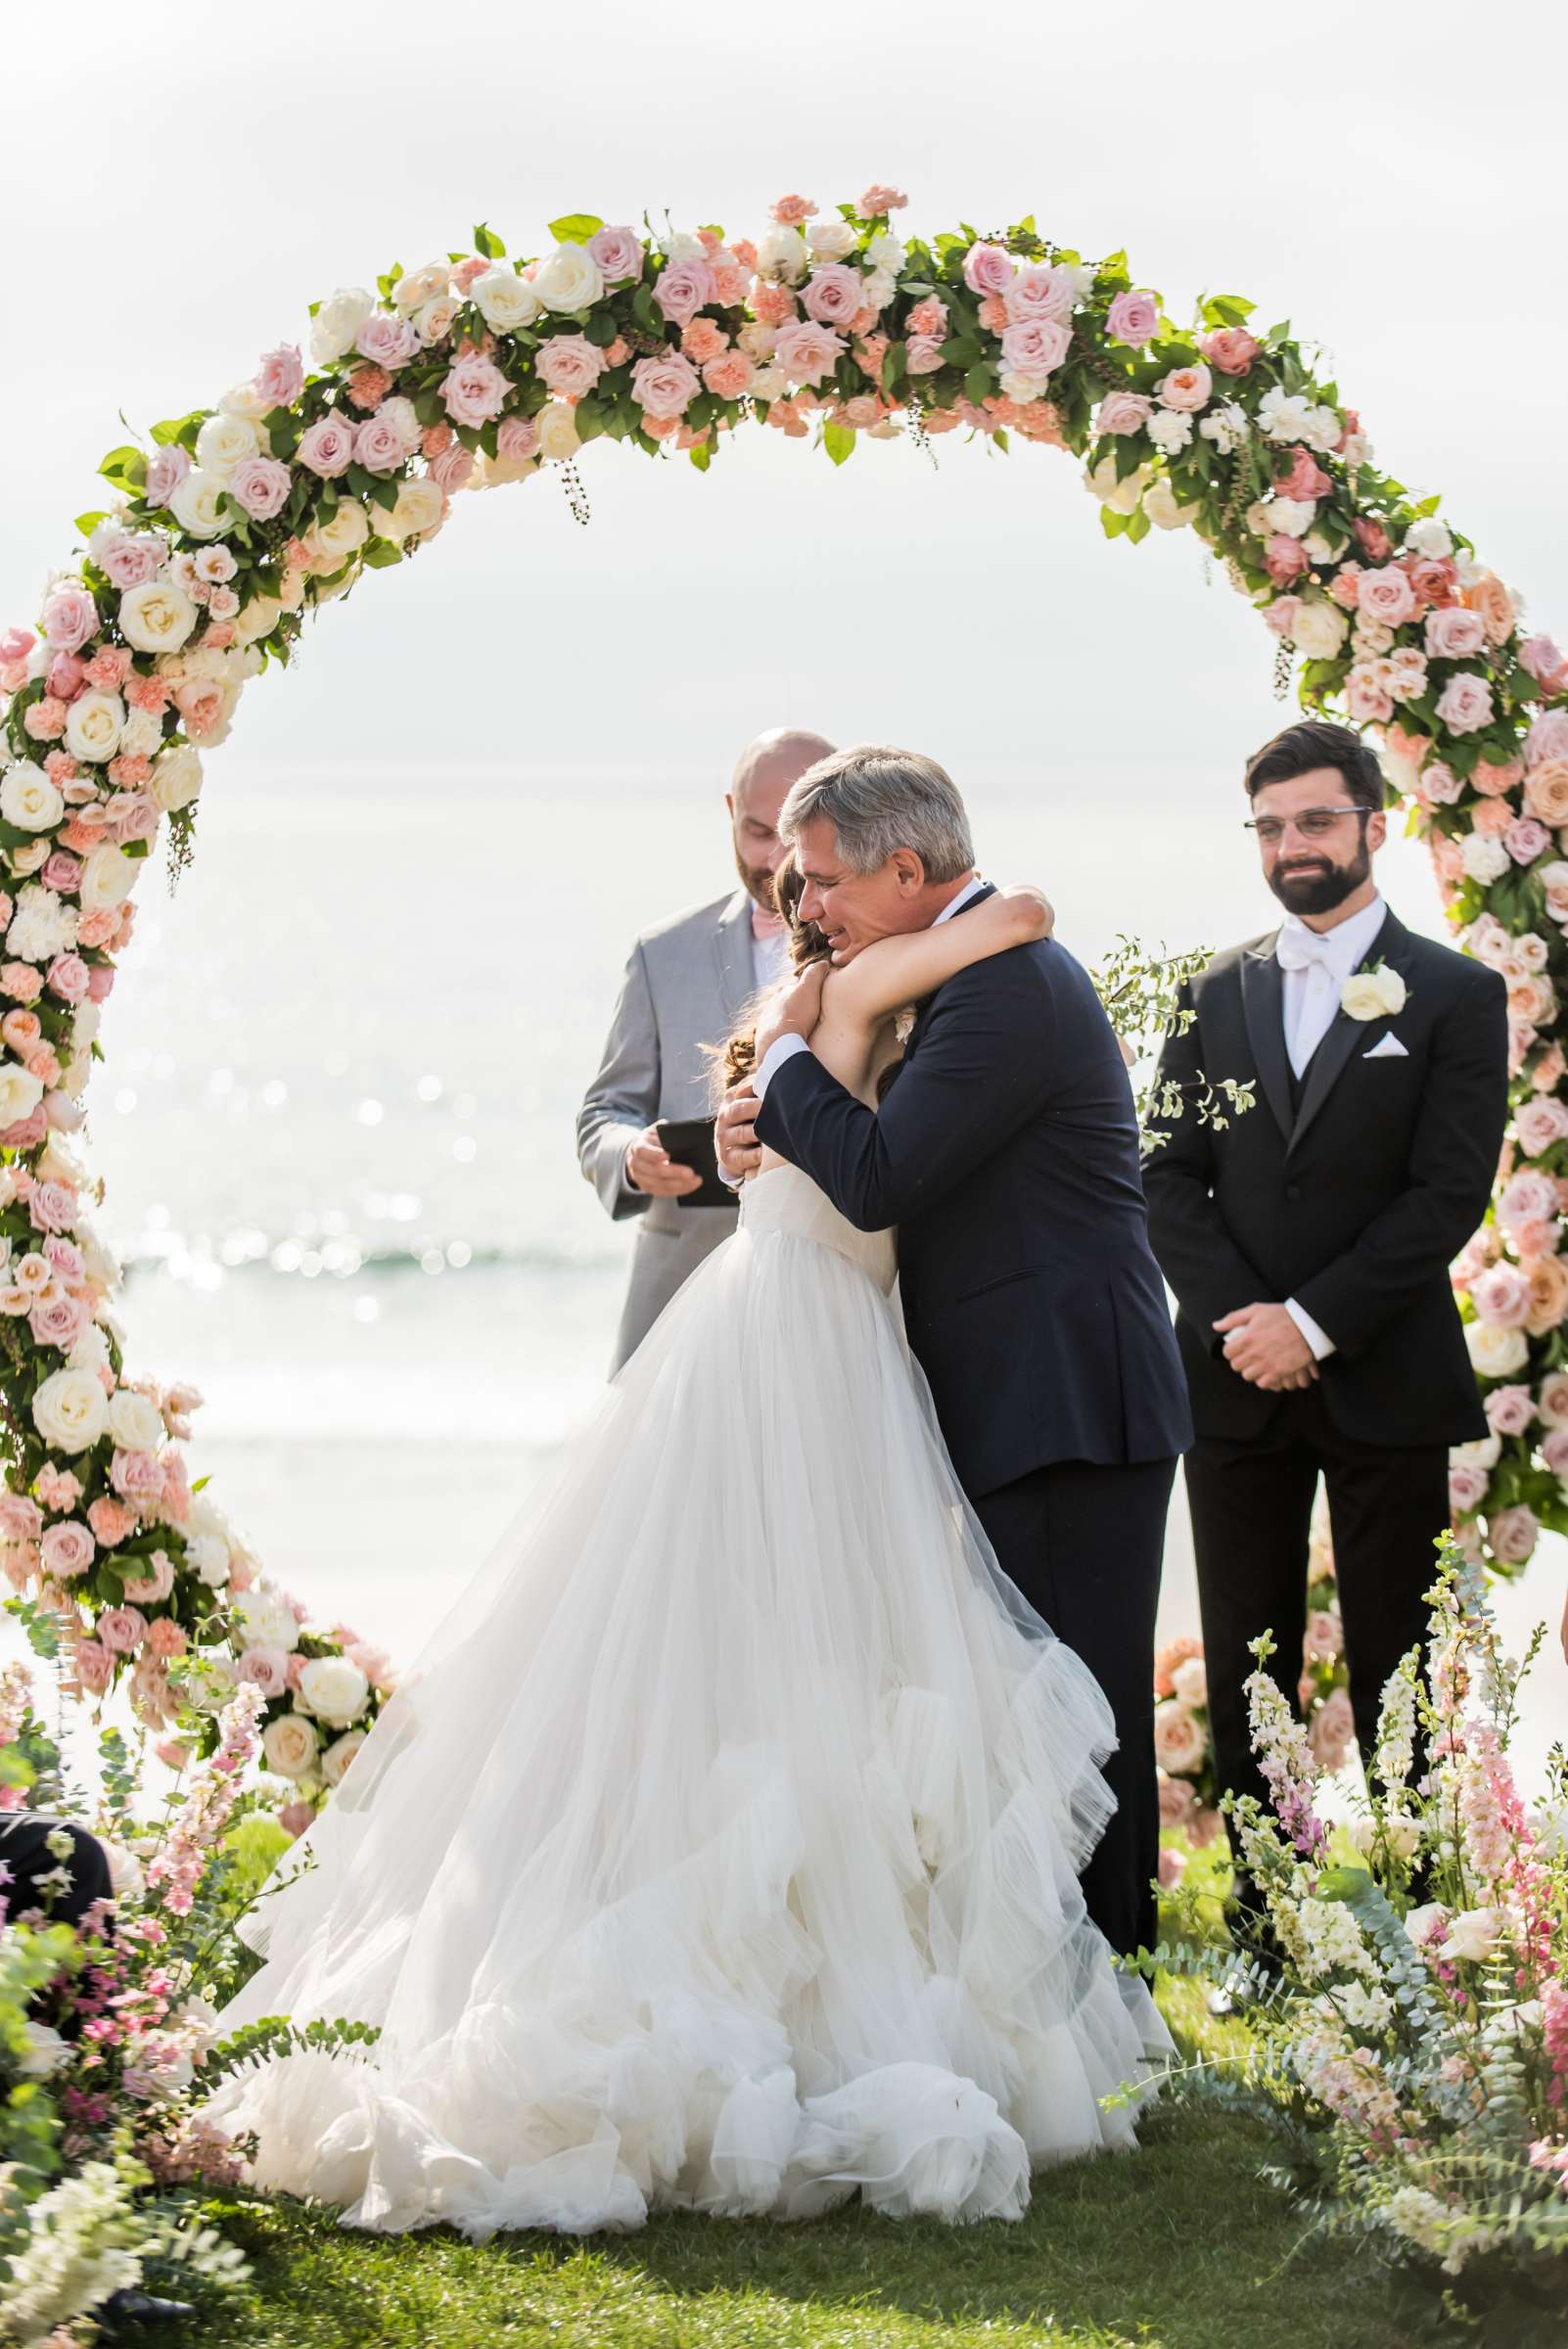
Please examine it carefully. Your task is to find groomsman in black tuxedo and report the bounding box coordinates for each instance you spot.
[1143,721,1508,1913]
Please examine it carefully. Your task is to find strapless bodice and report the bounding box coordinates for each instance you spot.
[739,1163,897,1292]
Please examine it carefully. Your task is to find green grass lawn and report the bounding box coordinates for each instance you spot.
[158,1853,1563,2349]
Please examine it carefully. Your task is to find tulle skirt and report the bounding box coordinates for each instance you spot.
[207,1169,1170,2236]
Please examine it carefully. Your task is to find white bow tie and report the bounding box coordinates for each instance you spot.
[1275,930,1339,974]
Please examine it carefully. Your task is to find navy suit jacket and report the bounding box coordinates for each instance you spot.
[754,910,1192,1498]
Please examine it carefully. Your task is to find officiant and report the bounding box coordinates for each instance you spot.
[1143,720,1508,1918]
[577,725,835,1373]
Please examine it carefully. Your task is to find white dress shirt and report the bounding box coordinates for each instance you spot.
[1275,892,1388,1362]
[751,920,790,996]
[753,874,987,1101]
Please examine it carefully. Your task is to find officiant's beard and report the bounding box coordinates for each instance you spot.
[1268,836,1372,917]
[734,843,777,912]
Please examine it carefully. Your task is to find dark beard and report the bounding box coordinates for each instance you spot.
[733,841,776,912]
[1268,842,1370,917]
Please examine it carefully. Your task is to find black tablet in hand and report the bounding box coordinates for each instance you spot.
[655,1116,734,1209]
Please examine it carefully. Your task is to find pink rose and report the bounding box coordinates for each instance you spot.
[962,243,1015,298]
[496,415,539,462]
[255,344,304,407]
[1516,1097,1568,1157]
[586,225,642,283]
[802,264,863,328]
[1308,1686,1356,1772]
[237,1644,290,1697]
[1436,674,1496,736]
[628,349,699,420]
[1519,634,1568,692]
[121,1548,174,1604]
[1157,363,1212,412]
[144,446,191,508]
[278,1799,315,1839]
[771,319,845,389]
[40,1520,94,1577]
[1539,1369,1568,1426]
[857,185,907,216]
[1358,566,1417,627]
[72,1638,113,1695]
[1096,391,1153,436]
[354,312,417,368]
[297,415,355,479]
[1421,761,1462,805]
[1542,1427,1568,1476]
[703,350,756,399]
[1276,447,1333,501]
[98,1604,148,1655]
[1003,263,1076,325]
[27,1180,76,1235]
[226,454,292,521]
[351,415,406,474]
[1354,518,1393,562]
[1488,1503,1539,1564]
[1449,1462,1490,1513]
[85,964,115,1003]
[1471,1263,1531,1325]
[1506,816,1551,865]
[428,442,473,494]
[35,1465,81,1511]
[1424,606,1488,661]
[999,319,1071,380]
[655,257,717,330]
[1157,1773,1196,1826]
[534,335,608,398]
[1527,711,1568,766]
[1266,535,1310,588]
[439,351,511,429]
[904,334,945,377]
[39,852,80,896]
[96,533,163,591]
[0,1494,40,1546]
[1265,595,1302,642]
[769,195,816,226]
[42,587,99,654]
[1107,289,1159,345]
[1200,327,1260,376]
[1483,1382,1535,1437]
[29,1291,88,1350]
[110,1450,166,1506]
[45,653,83,701]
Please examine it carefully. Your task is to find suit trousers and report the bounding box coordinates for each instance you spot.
[1182,1382,1447,1868]
[972,1455,1176,1960]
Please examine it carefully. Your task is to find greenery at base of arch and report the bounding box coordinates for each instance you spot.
[0,188,1563,1837]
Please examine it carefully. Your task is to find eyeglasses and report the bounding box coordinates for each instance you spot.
[1243,806,1371,846]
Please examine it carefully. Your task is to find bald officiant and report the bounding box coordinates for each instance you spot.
[577,726,836,1373]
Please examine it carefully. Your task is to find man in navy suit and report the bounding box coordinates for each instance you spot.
[716,746,1191,1958]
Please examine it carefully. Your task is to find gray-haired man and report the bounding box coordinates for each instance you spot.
[577,726,835,1373]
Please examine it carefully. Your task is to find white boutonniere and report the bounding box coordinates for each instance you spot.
[1341,961,1407,1022]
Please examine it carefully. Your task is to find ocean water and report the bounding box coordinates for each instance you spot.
[59,762,1566,1787]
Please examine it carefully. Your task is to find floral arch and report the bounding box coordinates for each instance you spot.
[0,188,1563,1824]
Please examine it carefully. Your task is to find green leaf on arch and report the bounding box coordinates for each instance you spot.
[688,440,713,473]
[547,214,604,246]
[150,412,207,451]
[472,222,507,260]
[98,445,147,494]
[362,540,403,569]
[822,423,855,467]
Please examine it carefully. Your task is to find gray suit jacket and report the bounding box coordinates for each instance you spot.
[576,888,758,1373]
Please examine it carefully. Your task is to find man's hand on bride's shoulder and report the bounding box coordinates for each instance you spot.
[753,960,828,1061]
[716,1081,761,1183]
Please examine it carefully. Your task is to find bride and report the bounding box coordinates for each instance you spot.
[206,870,1171,2237]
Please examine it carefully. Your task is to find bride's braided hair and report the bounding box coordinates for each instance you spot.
[715,861,832,1094]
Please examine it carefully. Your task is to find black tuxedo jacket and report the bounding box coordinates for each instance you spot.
[753,898,1192,1498]
[1142,906,1507,1449]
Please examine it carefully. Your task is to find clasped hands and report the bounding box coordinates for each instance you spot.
[1214,1302,1318,1392]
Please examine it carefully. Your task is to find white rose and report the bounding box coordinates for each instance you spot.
[68,1321,113,1375]
[1445,1904,1505,1963]
[415,296,460,346]
[118,705,162,759]
[108,1388,164,1451]
[304,499,370,570]
[535,403,581,463]
[1153,1700,1206,1774]
[231,1588,300,1654]
[373,478,444,542]
[530,244,604,313]
[1341,966,1407,1021]
[1085,454,1149,514]
[1145,409,1192,455]
[0,1060,44,1129]
[750,365,788,403]
[218,378,272,422]
[1292,600,1350,660]
[1142,479,1201,532]
[64,690,125,764]
[1405,518,1453,561]
[194,413,261,479]
[297,1655,370,1728]
[1171,1655,1208,1706]
[1452,1433,1502,1472]
[1245,499,1273,538]
[0,763,64,833]
[470,267,543,334]
[262,1714,319,1779]
[757,224,808,286]
[231,593,284,646]
[78,843,139,913]
[1461,830,1510,886]
[18,2022,69,2078]
[1268,497,1316,539]
[321,1728,367,1786]
[38,1133,86,1192]
[150,746,203,814]
[31,1365,111,1455]
[309,286,376,364]
[169,469,229,541]
[1465,1319,1530,1379]
[116,578,199,656]
[186,1533,231,1589]
[186,1492,232,1545]
[392,261,450,309]
[807,219,859,260]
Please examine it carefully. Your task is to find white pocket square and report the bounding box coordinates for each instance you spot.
[1362,1033,1408,1059]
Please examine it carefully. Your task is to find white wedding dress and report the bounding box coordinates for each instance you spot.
[208,1164,1170,2236]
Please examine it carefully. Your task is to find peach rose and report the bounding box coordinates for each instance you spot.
[1525,760,1568,826]
[1525,1253,1568,1335]
[1465,571,1517,646]
[703,350,756,399]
